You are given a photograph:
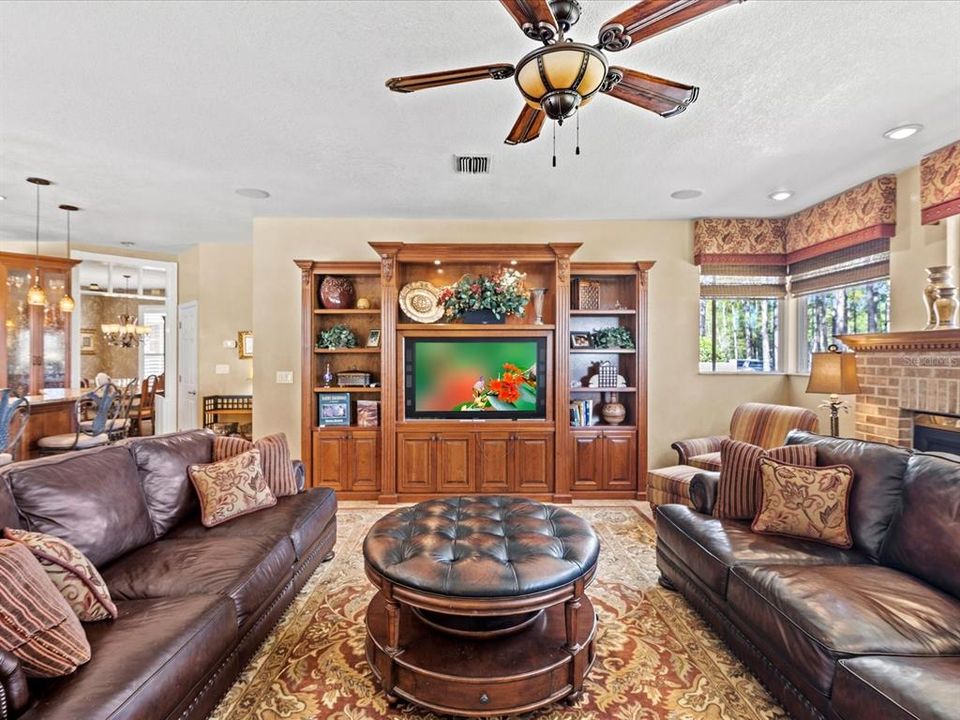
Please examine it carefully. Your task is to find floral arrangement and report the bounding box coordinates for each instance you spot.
[457,363,538,411]
[317,324,357,349]
[438,268,531,320]
[591,326,636,349]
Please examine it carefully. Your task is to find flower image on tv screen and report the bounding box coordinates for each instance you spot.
[408,338,545,417]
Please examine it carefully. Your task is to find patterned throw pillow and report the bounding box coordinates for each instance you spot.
[214,433,298,497]
[0,540,91,677]
[189,449,277,528]
[752,458,854,548]
[715,440,817,520]
[3,529,118,622]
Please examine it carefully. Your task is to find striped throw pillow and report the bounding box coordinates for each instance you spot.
[214,433,298,497]
[0,540,91,677]
[714,439,816,520]
[4,529,118,622]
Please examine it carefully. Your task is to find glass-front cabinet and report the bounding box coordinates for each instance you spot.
[0,252,79,395]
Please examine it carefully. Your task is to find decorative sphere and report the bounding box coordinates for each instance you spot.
[355,297,371,310]
[319,276,356,309]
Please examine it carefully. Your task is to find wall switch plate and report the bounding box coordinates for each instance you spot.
[276,371,294,384]
[223,340,237,348]
[215,364,230,375]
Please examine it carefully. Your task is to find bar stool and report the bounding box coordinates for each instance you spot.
[0,389,30,467]
[37,384,121,454]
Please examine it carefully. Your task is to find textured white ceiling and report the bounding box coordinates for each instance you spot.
[1,0,959,252]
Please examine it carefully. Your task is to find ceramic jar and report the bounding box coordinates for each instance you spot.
[934,286,959,329]
[924,266,952,329]
[319,276,356,309]
[601,394,626,425]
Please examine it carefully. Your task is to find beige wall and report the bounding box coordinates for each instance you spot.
[251,218,789,467]
[178,243,253,425]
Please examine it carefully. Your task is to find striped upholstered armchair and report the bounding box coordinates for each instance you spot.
[671,402,819,472]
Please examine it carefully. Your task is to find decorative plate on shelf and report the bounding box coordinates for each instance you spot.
[399,281,445,323]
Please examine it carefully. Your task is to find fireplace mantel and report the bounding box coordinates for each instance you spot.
[838,329,960,353]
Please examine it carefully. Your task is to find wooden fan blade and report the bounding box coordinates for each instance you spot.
[386,64,515,93]
[598,0,742,52]
[602,67,699,117]
[505,105,546,145]
[500,0,559,43]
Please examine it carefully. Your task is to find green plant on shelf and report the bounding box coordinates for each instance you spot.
[437,268,530,320]
[591,326,635,349]
[317,324,358,349]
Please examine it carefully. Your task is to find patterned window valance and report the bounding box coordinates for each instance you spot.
[920,140,960,225]
[694,175,897,267]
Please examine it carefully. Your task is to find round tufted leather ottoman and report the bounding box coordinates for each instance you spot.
[363,496,600,716]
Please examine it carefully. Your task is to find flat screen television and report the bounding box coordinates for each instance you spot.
[404,337,547,420]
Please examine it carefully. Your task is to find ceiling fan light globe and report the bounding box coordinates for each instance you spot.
[541,90,581,121]
[515,43,608,116]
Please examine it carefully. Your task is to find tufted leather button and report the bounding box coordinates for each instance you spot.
[363,496,599,597]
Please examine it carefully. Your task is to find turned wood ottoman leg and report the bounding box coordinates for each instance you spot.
[381,583,401,704]
[564,578,586,702]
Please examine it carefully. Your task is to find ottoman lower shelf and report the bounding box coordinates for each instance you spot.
[365,591,597,716]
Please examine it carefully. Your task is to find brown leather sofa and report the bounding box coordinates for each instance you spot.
[0,429,337,720]
[656,431,960,720]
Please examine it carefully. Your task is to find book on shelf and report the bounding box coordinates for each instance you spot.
[357,400,380,427]
[317,393,351,426]
[569,399,593,427]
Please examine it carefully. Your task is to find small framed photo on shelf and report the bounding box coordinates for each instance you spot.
[571,332,592,349]
[366,329,381,348]
[357,399,380,427]
[317,393,351,426]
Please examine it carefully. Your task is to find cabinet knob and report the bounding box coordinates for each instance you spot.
[479,693,489,705]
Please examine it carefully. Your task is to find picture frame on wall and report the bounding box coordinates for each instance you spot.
[80,328,97,355]
[238,330,254,359]
[366,329,381,348]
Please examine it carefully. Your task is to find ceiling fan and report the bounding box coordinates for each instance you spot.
[386,0,743,148]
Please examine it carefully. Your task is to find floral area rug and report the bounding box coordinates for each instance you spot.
[208,506,787,720]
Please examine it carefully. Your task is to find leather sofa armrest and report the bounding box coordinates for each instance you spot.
[671,435,727,465]
[0,649,29,719]
[292,459,305,492]
[689,471,720,515]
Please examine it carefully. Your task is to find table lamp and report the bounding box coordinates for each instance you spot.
[806,344,861,437]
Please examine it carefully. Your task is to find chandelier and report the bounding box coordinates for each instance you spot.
[101,274,150,347]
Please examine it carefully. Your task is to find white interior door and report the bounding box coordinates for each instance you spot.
[177,301,199,430]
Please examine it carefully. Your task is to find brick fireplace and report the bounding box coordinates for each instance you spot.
[840,329,960,448]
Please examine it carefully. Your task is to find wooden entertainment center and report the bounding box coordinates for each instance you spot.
[296,243,653,503]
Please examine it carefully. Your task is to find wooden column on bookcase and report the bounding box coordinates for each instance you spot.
[636,262,654,500]
[550,243,580,503]
[295,261,315,482]
[372,243,402,504]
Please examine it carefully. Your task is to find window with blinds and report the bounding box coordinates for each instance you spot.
[788,238,890,296]
[140,310,166,377]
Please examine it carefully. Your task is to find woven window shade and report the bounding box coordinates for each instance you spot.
[789,239,889,296]
[700,264,786,299]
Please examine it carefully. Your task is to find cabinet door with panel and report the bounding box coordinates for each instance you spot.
[436,433,474,493]
[397,432,437,493]
[350,430,381,492]
[477,433,511,493]
[602,430,636,490]
[312,432,347,490]
[512,432,553,494]
[571,433,603,491]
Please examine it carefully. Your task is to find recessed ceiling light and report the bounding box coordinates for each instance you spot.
[235,188,270,199]
[0,195,6,201]
[670,189,702,200]
[768,190,794,201]
[883,124,923,140]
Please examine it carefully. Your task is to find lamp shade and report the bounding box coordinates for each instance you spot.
[515,43,608,121]
[806,349,861,395]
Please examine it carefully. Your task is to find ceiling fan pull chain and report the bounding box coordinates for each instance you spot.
[552,121,557,168]
[576,113,580,156]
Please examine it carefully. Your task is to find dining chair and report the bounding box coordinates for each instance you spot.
[95,372,111,388]
[130,374,158,437]
[0,389,30,466]
[37,384,121,454]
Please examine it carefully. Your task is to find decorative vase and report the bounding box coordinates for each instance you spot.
[322,362,334,388]
[463,309,505,324]
[530,288,547,325]
[319,276,356,309]
[601,394,626,425]
[934,286,960,329]
[923,266,952,329]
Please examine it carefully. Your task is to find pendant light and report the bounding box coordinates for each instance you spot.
[26,177,51,306]
[58,204,78,313]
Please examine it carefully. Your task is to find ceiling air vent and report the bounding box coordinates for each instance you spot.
[454,155,490,174]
